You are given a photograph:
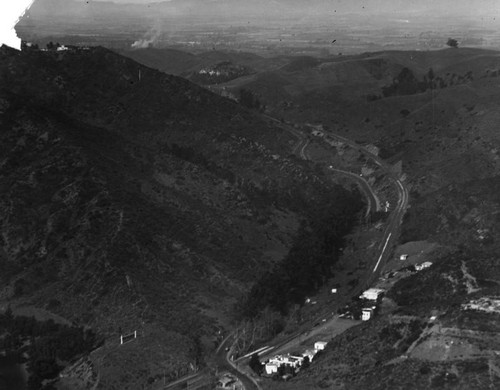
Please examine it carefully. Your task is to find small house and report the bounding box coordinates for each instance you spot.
[360,288,385,301]
[265,363,278,375]
[399,254,408,261]
[314,341,328,351]
[268,355,283,366]
[362,308,374,321]
[415,262,432,271]
[287,356,303,368]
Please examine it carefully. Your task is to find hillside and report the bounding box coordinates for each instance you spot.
[127,46,500,196]
[208,48,500,186]
[119,48,283,84]
[245,48,500,390]
[0,45,363,389]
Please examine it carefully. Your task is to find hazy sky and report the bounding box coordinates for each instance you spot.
[88,0,499,16]
[1,0,498,49]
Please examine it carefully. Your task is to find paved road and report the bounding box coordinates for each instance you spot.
[213,335,261,390]
[324,132,409,280]
[268,117,381,217]
[231,120,410,383]
[298,138,310,160]
[164,120,409,389]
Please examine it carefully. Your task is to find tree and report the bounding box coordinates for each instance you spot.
[400,109,410,118]
[427,68,435,82]
[5,305,13,320]
[446,38,459,48]
[427,68,435,89]
[239,88,262,111]
[249,353,263,375]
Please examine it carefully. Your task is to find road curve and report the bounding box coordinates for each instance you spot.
[323,133,409,279]
[213,335,261,390]
[328,167,381,217]
[266,116,380,218]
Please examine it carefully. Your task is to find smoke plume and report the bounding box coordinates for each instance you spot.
[131,20,161,49]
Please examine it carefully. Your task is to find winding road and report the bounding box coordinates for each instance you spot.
[328,166,381,217]
[163,119,409,390]
[213,335,262,390]
[323,132,410,278]
[214,121,409,389]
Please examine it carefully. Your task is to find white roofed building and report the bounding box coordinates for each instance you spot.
[314,341,328,351]
[362,308,374,321]
[360,288,385,301]
[264,363,278,375]
[415,262,433,271]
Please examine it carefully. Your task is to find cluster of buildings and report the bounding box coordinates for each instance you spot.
[21,41,90,53]
[462,297,500,314]
[415,261,432,271]
[339,287,385,321]
[357,261,434,321]
[199,68,222,77]
[359,288,385,321]
[399,253,433,271]
[264,341,328,376]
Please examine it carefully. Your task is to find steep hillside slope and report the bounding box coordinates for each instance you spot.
[258,49,500,390]
[0,46,362,389]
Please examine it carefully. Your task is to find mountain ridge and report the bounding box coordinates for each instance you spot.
[0,44,363,388]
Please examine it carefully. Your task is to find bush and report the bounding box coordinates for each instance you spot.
[447,38,459,48]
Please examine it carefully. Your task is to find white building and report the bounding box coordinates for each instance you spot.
[268,355,283,366]
[362,308,374,321]
[360,288,385,301]
[265,363,278,375]
[266,353,305,374]
[399,254,408,261]
[285,356,302,368]
[415,262,432,271]
[314,341,328,351]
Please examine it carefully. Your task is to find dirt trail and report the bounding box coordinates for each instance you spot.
[461,260,480,294]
